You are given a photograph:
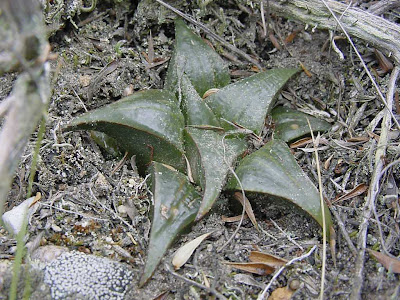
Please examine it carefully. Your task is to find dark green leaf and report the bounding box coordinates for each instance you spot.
[139,162,201,286]
[181,74,220,127]
[90,131,122,157]
[65,90,185,173]
[184,127,246,220]
[271,106,331,142]
[226,139,333,236]
[165,19,230,96]
[205,69,299,135]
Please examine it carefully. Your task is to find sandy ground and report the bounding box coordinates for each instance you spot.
[1,1,399,299]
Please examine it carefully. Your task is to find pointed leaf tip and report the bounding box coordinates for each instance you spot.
[226,139,333,237]
[271,106,331,142]
[165,18,231,96]
[184,127,246,220]
[205,68,299,135]
[180,75,220,127]
[139,162,201,286]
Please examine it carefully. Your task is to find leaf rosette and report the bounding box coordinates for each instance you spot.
[65,19,333,285]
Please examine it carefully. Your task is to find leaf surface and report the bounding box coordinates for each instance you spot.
[184,127,246,220]
[90,131,122,157]
[165,19,231,96]
[205,69,299,134]
[226,139,333,236]
[180,75,220,127]
[271,106,331,142]
[65,90,185,173]
[139,162,201,286]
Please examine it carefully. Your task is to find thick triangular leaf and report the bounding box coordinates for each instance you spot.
[139,162,201,286]
[271,106,331,142]
[165,19,230,96]
[184,127,246,220]
[205,69,299,134]
[226,139,333,236]
[181,75,220,127]
[65,90,185,173]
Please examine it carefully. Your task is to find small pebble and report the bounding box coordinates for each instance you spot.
[117,205,128,218]
[2,196,39,235]
[51,223,62,232]
[31,245,69,263]
[289,279,301,291]
[79,75,91,87]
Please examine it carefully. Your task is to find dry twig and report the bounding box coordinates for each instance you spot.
[351,66,399,300]
[0,0,50,218]
[319,0,400,131]
[217,134,248,253]
[165,263,228,300]
[257,245,318,299]
[269,218,303,251]
[329,206,357,256]
[267,0,400,64]
[154,0,262,69]
[307,120,327,300]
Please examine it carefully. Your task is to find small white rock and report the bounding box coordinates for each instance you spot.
[301,31,313,41]
[51,223,62,232]
[95,172,112,194]
[128,178,136,188]
[2,196,39,235]
[117,205,128,218]
[31,245,70,263]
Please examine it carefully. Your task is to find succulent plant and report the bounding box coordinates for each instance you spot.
[65,19,332,285]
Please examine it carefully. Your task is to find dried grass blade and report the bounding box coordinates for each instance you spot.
[152,290,170,300]
[367,249,400,273]
[395,91,400,115]
[284,29,301,44]
[269,33,281,50]
[221,215,248,223]
[234,192,259,231]
[374,49,393,74]
[346,136,370,143]
[202,88,220,99]
[172,232,212,270]
[299,61,312,77]
[289,137,312,149]
[333,183,368,203]
[224,261,275,276]
[148,31,155,63]
[329,225,337,267]
[249,251,288,267]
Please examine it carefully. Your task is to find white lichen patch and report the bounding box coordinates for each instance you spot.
[43,251,134,300]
